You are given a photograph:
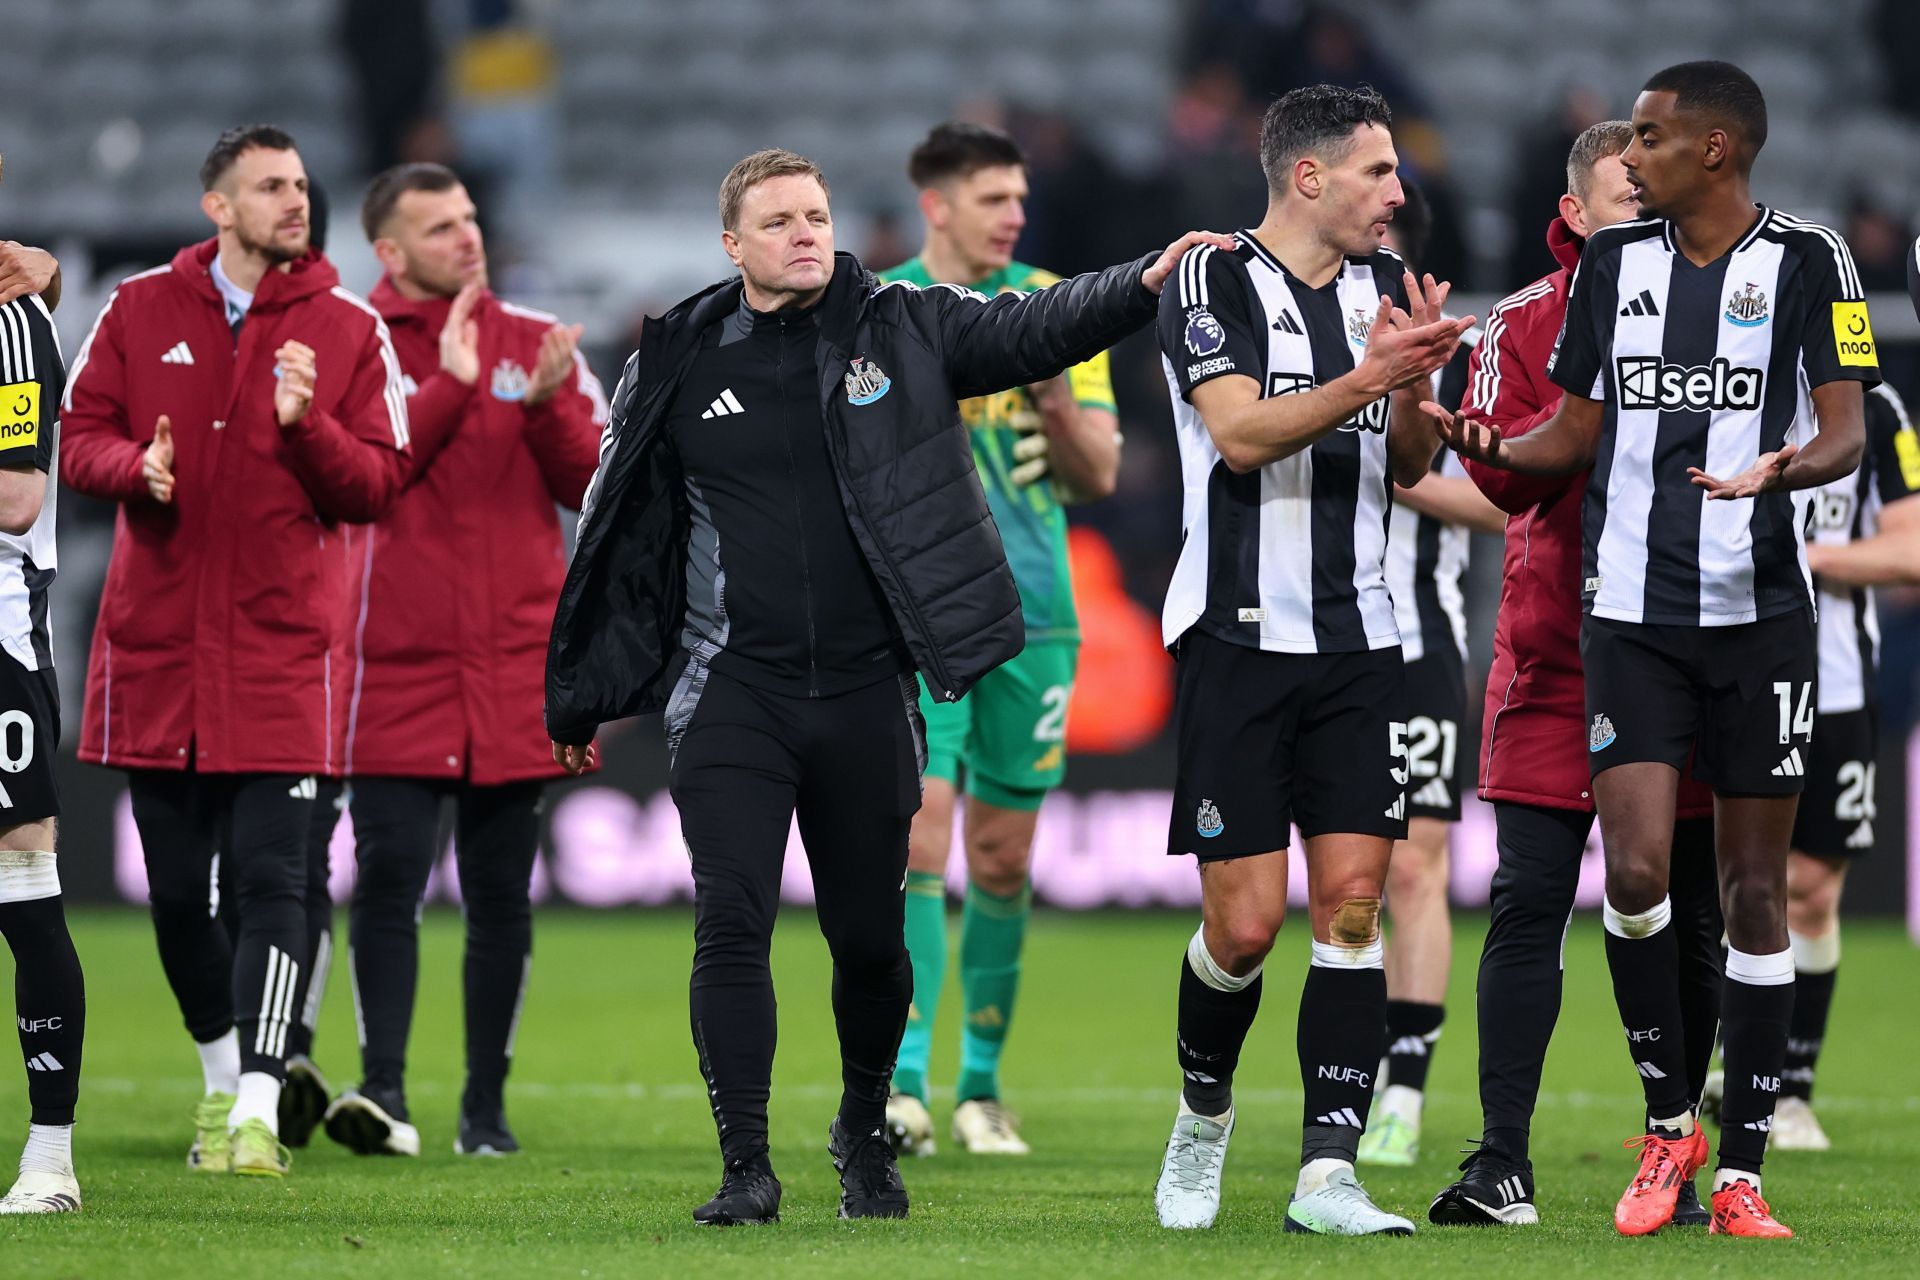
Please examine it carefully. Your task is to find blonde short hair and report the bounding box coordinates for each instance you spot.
[1567,120,1634,200]
[718,149,829,231]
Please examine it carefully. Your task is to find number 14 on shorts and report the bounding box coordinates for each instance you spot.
[1773,681,1813,745]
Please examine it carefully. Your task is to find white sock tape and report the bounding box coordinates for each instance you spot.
[1726,945,1794,986]
[1602,894,1671,939]
[0,850,58,903]
[1310,939,1385,969]
[1788,928,1840,975]
[1187,927,1262,992]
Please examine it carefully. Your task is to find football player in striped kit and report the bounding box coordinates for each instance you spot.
[1150,85,1471,1236]
[1432,62,1875,1239]
[0,181,85,1213]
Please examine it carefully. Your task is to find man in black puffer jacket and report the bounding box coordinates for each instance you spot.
[547,148,1227,1226]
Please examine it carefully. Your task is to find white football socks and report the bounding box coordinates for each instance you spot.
[196,1029,240,1096]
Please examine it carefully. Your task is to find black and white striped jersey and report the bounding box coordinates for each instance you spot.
[0,295,60,672]
[1548,208,1880,627]
[1809,382,1920,713]
[1156,234,1411,654]
[1385,332,1479,664]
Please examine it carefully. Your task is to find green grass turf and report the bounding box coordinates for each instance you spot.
[2,908,1916,1277]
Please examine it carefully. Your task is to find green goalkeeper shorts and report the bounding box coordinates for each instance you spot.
[919,638,1078,811]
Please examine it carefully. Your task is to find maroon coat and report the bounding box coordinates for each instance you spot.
[1463,218,1710,817]
[344,279,605,784]
[63,239,410,774]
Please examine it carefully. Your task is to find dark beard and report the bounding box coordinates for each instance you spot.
[237,224,305,264]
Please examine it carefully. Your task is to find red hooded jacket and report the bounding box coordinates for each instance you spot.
[63,240,410,775]
[1463,219,1710,816]
[344,280,606,784]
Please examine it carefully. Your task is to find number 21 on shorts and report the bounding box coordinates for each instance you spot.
[1773,681,1813,745]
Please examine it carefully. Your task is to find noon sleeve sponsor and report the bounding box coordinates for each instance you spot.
[0,380,40,457]
[1831,301,1876,368]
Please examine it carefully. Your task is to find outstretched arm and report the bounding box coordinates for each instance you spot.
[1423,390,1605,478]
[929,230,1236,399]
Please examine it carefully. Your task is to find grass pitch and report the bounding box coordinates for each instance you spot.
[3,907,1916,1277]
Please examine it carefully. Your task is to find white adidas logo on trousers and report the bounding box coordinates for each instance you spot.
[1772,748,1805,778]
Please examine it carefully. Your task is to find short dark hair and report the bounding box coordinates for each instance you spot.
[1389,180,1430,270]
[1567,120,1635,199]
[200,124,299,192]
[1642,60,1768,160]
[907,122,1026,189]
[1260,84,1393,195]
[360,162,462,241]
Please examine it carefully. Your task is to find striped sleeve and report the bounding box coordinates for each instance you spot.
[1546,239,1607,400]
[1155,245,1261,401]
[1866,383,1920,506]
[1466,278,1556,419]
[1772,212,1878,390]
[0,297,62,472]
[330,286,410,449]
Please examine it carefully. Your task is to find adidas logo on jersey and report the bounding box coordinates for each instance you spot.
[1618,289,1661,318]
[1313,1107,1364,1128]
[700,388,746,419]
[1772,748,1805,778]
[1272,310,1304,335]
[1411,778,1452,809]
[25,1052,63,1072]
[1846,819,1874,849]
[160,341,194,365]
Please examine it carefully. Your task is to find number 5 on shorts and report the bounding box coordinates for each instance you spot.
[1388,720,1409,786]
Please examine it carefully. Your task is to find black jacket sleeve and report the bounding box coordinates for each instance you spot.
[917,252,1160,400]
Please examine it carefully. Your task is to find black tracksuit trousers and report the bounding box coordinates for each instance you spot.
[1477,806,1724,1158]
[668,665,924,1168]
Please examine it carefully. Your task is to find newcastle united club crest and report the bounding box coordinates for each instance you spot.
[844,356,891,405]
[1347,307,1374,348]
[1196,798,1224,839]
[490,358,531,401]
[1725,281,1769,328]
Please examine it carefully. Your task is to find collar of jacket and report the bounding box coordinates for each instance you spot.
[172,237,341,312]
[645,250,874,375]
[1546,216,1585,275]
[369,275,493,331]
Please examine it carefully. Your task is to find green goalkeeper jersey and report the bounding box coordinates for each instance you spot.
[876,257,1116,642]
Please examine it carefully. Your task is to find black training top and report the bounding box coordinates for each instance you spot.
[663,294,907,698]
